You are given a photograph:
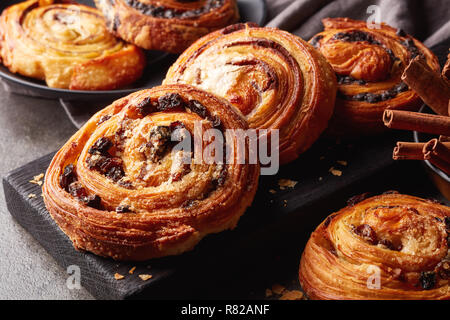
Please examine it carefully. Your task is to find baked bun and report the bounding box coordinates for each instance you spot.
[94,0,240,53]
[43,84,259,261]
[0,0,145,90]
[310,18,440,134]
[164,23,337,164]
[299,192,450,300]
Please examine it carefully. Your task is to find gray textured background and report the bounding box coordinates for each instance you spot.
[0,83,93,299]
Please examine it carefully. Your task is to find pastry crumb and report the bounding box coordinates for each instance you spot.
[28,193,36,199]
[329,167,342,176]
[278,179,298,190]
[29,173,44,185]
[114,273,125,280]
[265,288,273,297]
[279,290,304,300]
[269,189,277,194]
[129,266,136,274]
[319,177,323,181]
[139,274,153,281]
[337,160,348,166]
[271,283,286,295]
[320,156,325,160]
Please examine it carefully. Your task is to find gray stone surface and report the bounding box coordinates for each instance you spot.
[0,82,93,299]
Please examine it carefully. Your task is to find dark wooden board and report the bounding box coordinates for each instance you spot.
[3,132,412,299]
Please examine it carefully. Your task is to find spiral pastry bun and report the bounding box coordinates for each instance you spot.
[43,84,259,261]
[94,0,239,53]
[164,23,338,164]
[310,18,440,135]
[299,193,450,300]
[0,0,145,90]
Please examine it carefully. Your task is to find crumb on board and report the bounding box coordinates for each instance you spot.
[269,189,277,194]
[29,173,44,186]
[114,273,125,280]
[279,290,304,300]
[28,193,36,199]
[337,160,348,166]
[271,283,286,295]
[265,288,273,297]
[319,156,325,160]
[129,266,136,274]
[329,167,342,176]
[139,274,153,281]
[278,179,298,190]
[319,177,323,181]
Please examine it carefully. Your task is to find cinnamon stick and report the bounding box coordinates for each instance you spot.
[428,154,450,175]
[443,52,450,83]
[402,57,450,116]
[383,110,450,136]
[423,139,450,175]
[393,141,450,160]
[439,135,450,142]
[393,142,426,160]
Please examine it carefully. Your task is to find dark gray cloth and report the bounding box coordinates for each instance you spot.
[265,0,450,47]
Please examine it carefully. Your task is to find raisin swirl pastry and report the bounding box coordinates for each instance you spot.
[310,18,440,134]
[299,193,450,300]
[0,0,145,90]
[94,0,239,53]
[43,84,259,261]
[164,23,338,164]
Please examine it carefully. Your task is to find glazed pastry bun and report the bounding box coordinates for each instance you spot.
[94,0,240,53]
[310,18,439,135]
[165,23,337,164]
[299,192,450,300]
[0,0,145,90]
[43,84,260,261]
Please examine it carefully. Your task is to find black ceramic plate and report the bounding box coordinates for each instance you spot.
[0,0,267,101]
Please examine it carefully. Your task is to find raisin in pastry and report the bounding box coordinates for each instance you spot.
[94,0,239,53]
[310,18,439,134]
[299,193,450,300]
[0,0,145,90]
[43,84,259,261]
[165,23,337,164]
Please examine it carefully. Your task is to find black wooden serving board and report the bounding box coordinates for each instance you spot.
[3,131,415,300]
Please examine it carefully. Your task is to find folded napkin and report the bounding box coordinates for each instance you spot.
[265,0,450,47]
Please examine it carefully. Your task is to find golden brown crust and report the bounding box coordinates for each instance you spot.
[299,193,450,300]
[0,0,145,90]
[164,23,338,164]
[43,84,260,261]
[310,18,440,135]
[94,0,240,53]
